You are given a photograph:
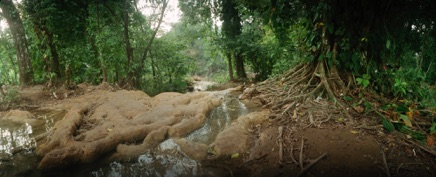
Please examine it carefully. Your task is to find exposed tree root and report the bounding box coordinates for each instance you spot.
[247,60,352,124]
[277,126,284,165]
[296,152,328,177]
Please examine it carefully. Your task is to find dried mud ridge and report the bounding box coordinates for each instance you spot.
[30,87,269,170]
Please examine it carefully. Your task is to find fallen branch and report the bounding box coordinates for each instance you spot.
[354,124,383,130]
[241,153,269,167]
[299,137,304,170]
[277,126,284,165]
[381,150,391,177]
[212,164,233,177]
[296,152,328,177]
[289,143,299,165]
[396,162,423,174]
[402,137,436,157]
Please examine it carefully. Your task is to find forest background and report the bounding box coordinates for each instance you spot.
[0,0,434,114]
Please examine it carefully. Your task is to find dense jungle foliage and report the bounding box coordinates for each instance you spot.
[0,0,434,104]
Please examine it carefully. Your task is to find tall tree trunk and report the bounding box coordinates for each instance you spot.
[226,53,234,81]
[137,0,168,88]
[46,32,61,80]
[222,0,245,81]
[235,52,246,79]
[0,0,33,86]
[123,0,134,87]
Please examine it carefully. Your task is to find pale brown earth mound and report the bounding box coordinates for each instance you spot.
[35,89,226,169]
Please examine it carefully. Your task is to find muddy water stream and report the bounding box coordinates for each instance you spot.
[0,109,65,176]
[0,92,252,177]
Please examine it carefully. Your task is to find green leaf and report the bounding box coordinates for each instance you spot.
[394,104,409,113]
[318,54,325,61]
[430,122,436,134]
[231,153,240,159]
[362,80,370,88]
[363,74,370,80]
[382,118,395,132]
[401,82,407,86]
[394,123,426,141]
[343,95,353,101]
[356,78,363,85]
[386,40,391,49]
[364,102,372,110]
[399,114,413,127]
[328,24,334,34]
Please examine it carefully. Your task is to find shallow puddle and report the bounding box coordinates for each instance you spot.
[186,92,249,144]
[89,139,201,177]
[0,109,65,177]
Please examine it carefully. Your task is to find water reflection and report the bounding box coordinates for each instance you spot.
[186,93,248,144]
[0,109,64,177]
[0,123,36,155]
[91,139,200,177]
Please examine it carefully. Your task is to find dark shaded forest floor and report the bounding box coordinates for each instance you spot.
[0,81,435,177]
[201,79,434,177]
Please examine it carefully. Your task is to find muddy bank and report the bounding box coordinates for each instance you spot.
[22,85,268,171]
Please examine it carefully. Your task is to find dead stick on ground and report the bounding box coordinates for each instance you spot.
[381,150,391,177]
[296,152,328,177]
[396,162,423,174]
[308,112,314,124]
[403,138,436,157]
[278,126,284,165]
[299,137,304,170]
[289,143,299,165]
[216,164,233,177]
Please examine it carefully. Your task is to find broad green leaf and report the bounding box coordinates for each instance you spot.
[356,78,363,85]
[362,80,370,88]
[382,118,395,132]
[386,40,391,49]
[363,74,370,80]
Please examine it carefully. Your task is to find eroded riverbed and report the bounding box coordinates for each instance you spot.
[0,89,260,177]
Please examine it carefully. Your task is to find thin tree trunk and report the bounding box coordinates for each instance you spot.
[151,52,157,82]
[96,1,107,83]
[123,0,134,86]
[221,0,243,81]
[137,0,168,87]
[0,0,33,86]
[226,53,234,81]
